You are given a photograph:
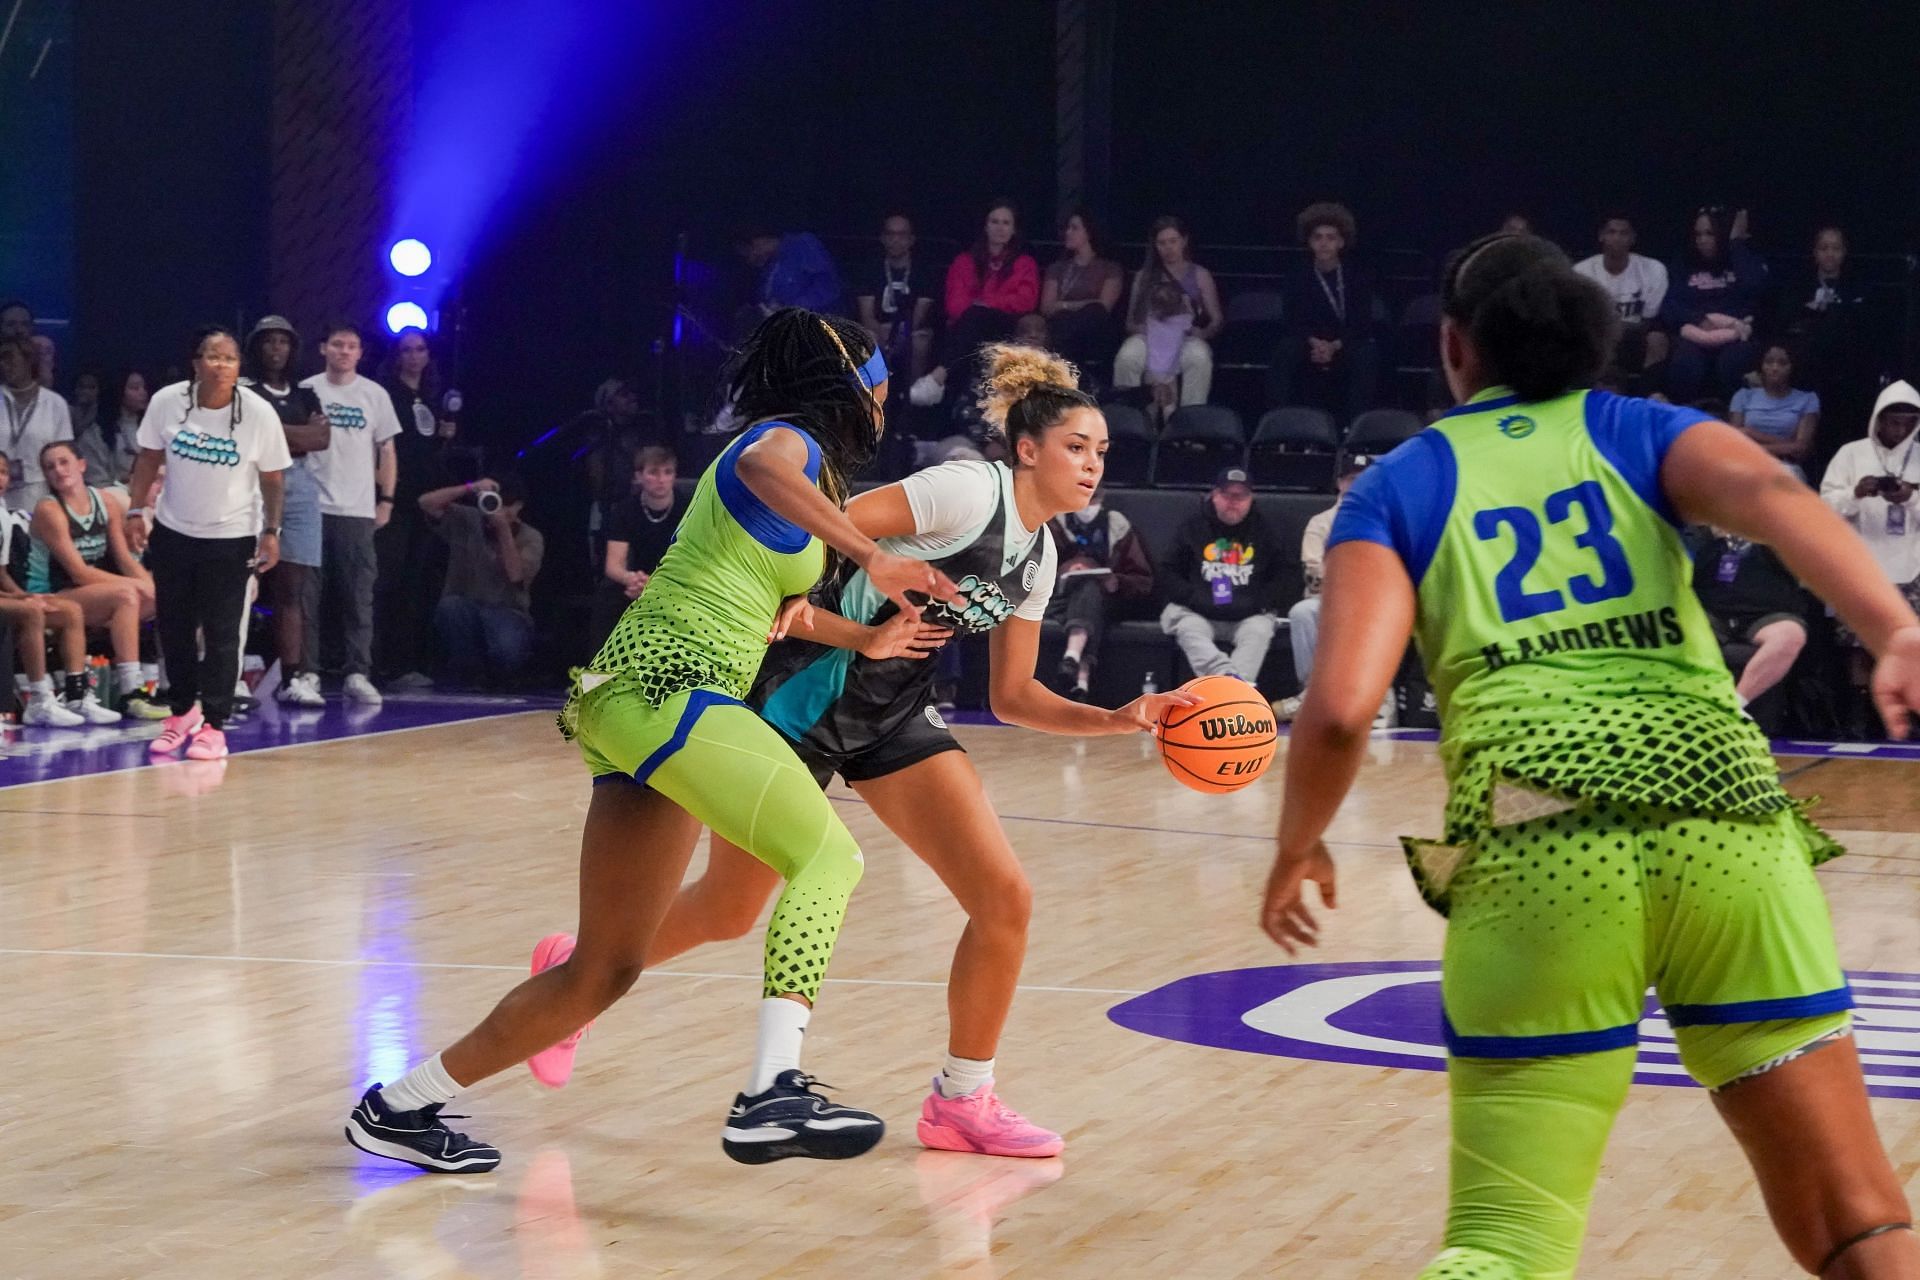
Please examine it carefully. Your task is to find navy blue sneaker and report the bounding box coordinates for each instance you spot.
[345,1085,501,1174]
[722,1070,885,1165]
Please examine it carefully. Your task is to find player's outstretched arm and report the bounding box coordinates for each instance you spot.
[986,618,1200,735]
[1263,540,1415,949]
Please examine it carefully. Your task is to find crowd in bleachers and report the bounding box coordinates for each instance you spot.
[5,196,1917,742]
[0,301,543,737]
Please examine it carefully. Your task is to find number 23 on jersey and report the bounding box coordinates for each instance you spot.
[1472,481,1636,624]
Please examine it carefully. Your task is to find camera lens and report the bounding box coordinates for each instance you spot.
[477,490,501,514]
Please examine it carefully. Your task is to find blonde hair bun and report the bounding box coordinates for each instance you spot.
[975,343,1080,430]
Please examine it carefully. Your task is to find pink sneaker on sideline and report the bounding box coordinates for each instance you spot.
[149,706,205,755]
[185,725,228,761]
[917,1077,1064,1158]
[526,933,591,1088]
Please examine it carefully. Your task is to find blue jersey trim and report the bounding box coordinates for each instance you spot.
[1326,429,1457,585]
[1664,985,1853,1028]
[631,689,742,785]
[1581,391,1713,530]
[714,420,824,553]
[1439,393,1520,420]
[1443,1014,1640,1059]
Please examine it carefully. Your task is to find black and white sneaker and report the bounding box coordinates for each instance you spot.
[344,1085,501,1174]
[722,1070,885,1165]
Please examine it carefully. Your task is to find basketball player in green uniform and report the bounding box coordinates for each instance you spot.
[345,309,961,1172]
[1262,234,1920,1278]
[524,344,1202,1159]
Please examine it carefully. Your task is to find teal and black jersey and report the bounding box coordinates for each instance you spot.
[27,487,110,594]
[754,460,1053,762]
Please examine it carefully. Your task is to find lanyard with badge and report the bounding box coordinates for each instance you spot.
[1884,433,1917,537]
[4,387,37,449]
[1715,536,1752,583]
[1316,266,1347,324]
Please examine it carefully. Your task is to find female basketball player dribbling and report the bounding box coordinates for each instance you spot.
[523,344,1202,1157]
[1262,234,1920,1278]
[345,309,962,1173]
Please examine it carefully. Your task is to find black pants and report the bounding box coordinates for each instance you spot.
[149,522,256,728]
[1266,335,1381,421]
[1046,576,1110,671]
[374,505,444,679]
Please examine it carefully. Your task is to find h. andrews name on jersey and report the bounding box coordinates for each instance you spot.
[925,573,1015,633]
[1479,604,1684,672]
[169,429,243,468]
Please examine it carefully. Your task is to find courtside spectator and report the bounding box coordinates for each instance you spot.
[1776,225,1872,464]
[1274,454,1374,722]
[125,327,290,761]
[1663,206,1766,401]
[1689,526,1809,715]
[1820,380,1920,722]
[1158,467,1281,687]
[1729,344,1818,478]
[1267,202,1381,420]
[0,484,98,728]
[240,316,330,708]
[1115,216,1222,408]
[854,214,937,383]
[589,445,687,650]
[378,328,457,687]
[30,335,56,391]
[1,335,72,511]
[1574,214,1670,380]
[1045,483,1152,700]
[301,322,400,705]
[68,371,100,439]
[735,225,845,319]
[28,441,161,719]
[942,198,1040,395]
[1041,208,1124,376]
[418,474,544,687]
[0,301,31,342]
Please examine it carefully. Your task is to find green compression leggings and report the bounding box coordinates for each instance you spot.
[573,684,864,1001]
[1416,799,1854,1277]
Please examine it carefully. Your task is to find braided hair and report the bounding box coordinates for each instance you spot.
[182,325,246,432]
[1440,234,1614,403]
[722,307,882,514]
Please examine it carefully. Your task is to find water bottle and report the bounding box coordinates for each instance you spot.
[1142,670,1158,696]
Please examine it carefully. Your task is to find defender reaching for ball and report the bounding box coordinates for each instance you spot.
[1262,234,1920,1278]
[526,344,1199,1159]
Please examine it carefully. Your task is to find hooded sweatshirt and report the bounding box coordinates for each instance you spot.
[1160,498,1282,621]
[1819,379,1920,585]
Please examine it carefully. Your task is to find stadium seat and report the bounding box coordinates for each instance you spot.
[1246,406,1339,492]
[1099,400,1155,487]
[1153,405,1246,488]
[1345,407,1423,454]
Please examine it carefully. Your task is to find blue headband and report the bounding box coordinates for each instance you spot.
[855,346,888,390]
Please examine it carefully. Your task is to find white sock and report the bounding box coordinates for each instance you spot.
[116,662,143,695]
[748,997,811,1094]
[141,662,160,685]
[28,675,53,695]
[377,1052,461,1113]
[937,1055,995,1098]
[1737,693,1752,709]
[1063,634,1087,662]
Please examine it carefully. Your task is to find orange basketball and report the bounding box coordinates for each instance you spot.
[1157,674,1278,794]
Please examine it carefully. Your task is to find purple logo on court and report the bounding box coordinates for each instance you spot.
[1108,962,1920,1099]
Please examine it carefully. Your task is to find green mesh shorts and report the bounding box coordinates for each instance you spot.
[572,681,866,1002]
[1438,798,1851,1088]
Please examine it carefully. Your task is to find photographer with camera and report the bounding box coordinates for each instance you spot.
[1820,380,1920,727]
[418,474,544,689]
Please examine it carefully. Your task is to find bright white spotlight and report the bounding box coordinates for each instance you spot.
[386,302,429,334]
[388,238,432,277]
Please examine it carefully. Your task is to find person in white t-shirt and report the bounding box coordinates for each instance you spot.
[125,326,290,761]
[299,322,400,704]
[1,335,74,512]
[523,344,1203,1160]
[1573,214,1670,379]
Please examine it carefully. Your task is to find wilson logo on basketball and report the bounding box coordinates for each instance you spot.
[1199,713,1274,740]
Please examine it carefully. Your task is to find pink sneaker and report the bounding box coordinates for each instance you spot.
[149,706,204,755]
[526,933,591,1088]
[185,725,228,761]
[917,1078,1064,1158]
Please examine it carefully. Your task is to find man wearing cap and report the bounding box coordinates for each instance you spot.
[1157,467,1283,687]
[241,316,330,707]
[1275,453,1392,726]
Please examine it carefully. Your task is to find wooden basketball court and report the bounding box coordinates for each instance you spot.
[5,710,1918,1278]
